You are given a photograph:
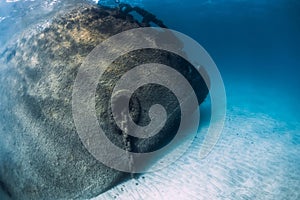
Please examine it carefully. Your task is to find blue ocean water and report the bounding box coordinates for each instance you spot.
[0,0,299,199]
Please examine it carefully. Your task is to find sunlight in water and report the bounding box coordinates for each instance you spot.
[0,0,299,199]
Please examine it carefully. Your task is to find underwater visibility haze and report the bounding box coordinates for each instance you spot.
[0,0,299,199]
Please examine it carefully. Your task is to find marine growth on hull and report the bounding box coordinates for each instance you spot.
[0,2,208,199]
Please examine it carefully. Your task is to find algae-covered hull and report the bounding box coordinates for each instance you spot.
[0,3,208,199]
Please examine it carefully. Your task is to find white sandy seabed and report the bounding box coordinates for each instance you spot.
[94,78,300,200]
